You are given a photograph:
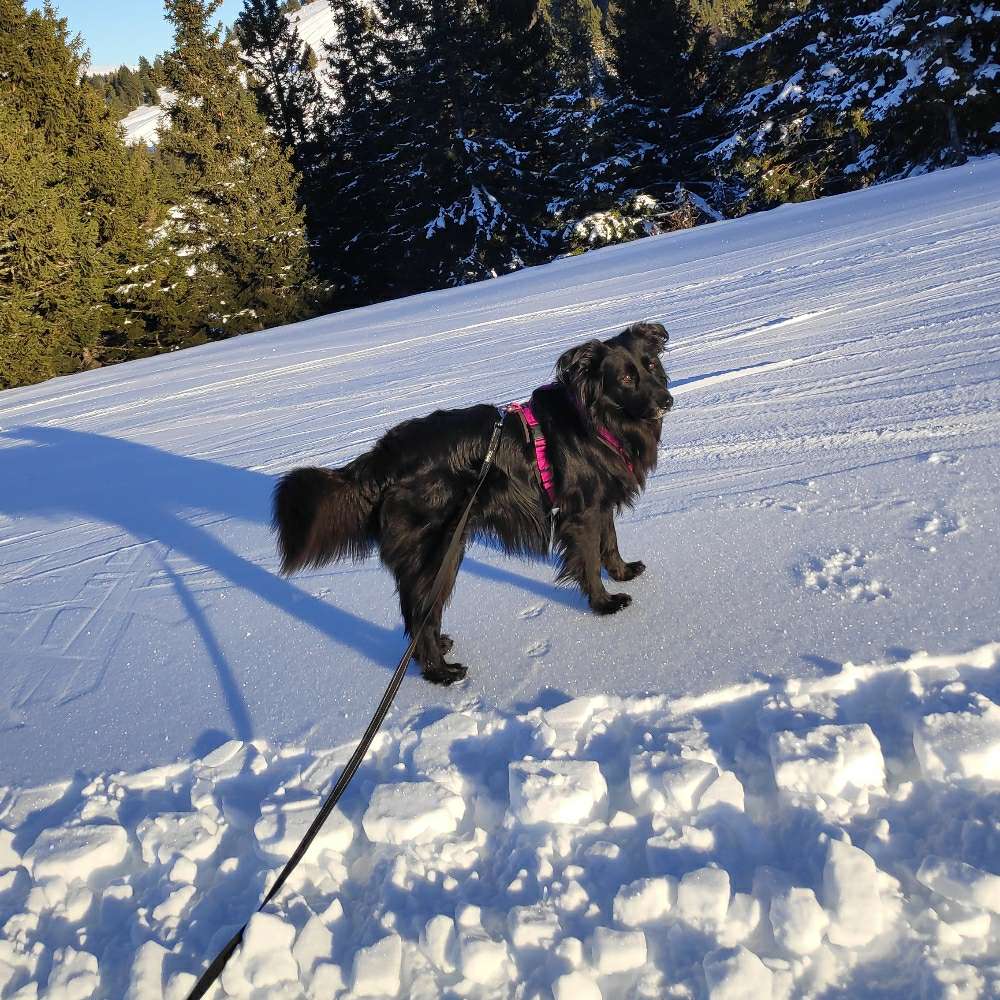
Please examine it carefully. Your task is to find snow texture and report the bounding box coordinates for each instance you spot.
[0,160,998,996]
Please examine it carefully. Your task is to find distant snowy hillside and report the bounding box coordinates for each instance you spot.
[287,0,337,62]
[0,160,998,997]
[120,0,337,146]
[120,87,177,147]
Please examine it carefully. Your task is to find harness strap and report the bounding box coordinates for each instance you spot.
[507,401,557,505]
[508,390,635,507]
[596,426,635,475]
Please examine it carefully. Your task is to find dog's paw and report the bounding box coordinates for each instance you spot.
[610,560,646,581]
[438,633,454,655]
[423,662,468,686]
[592,592,632,615]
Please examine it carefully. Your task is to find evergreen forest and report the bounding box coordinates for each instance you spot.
[1,0,996,389]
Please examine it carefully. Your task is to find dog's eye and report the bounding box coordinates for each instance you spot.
[621,373,635,386]
[645,358,656,371]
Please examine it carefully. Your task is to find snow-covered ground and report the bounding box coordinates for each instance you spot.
[120,89,176,147]
[0,159,998,997]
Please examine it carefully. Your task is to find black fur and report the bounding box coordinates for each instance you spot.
[273,322,673,685]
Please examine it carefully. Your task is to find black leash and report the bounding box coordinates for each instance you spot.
[184,409,508,999]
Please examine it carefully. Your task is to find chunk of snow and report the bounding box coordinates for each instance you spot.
[647,823,716,870]
[137,812,221,865]
[311,963,345,995]
[629,752,718,813]
[913,697,1000,782]
[720,893,763,947]
[126,940,168,1000]
[822,839,884,946]
[508,760,608,825]
[45,947,99,999]
[362,782,464,844]
[678,867,731,928]
[351,934,402,997]
[703,946,774,999]
[221,912,297,992]
[151,884,195,923]
[589,926,647,974]
[25,825,128,881]
[699,771,745,812]
[770,723,885,800]
[199,739,244,767]
[613,876,676,927]
[916,856,1000,914]
[255,796,353,859]
[769,886,829,954]
[508,903,560,948]
[420,915,456,972]
[0,828,19,870]
[459,928,510,984]
[553,971,602,1000]
[292,915,333,980]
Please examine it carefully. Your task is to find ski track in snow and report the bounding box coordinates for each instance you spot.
[0,160,998,996]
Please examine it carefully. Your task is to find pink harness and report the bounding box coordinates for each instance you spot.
[507,394,634,507]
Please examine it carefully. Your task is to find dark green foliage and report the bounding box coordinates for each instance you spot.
[82,56,165,119]
[0,0,160,389]
[710,0,999,213]
[3,0,994,391]
[322,0,556,299]
[133,0,324,353]
[606,0,711,105]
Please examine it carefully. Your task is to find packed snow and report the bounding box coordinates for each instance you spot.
[0,159,999,996]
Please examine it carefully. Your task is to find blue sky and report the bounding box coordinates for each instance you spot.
[31,1,245,71]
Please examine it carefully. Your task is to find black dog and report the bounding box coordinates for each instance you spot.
[273,322,672,684]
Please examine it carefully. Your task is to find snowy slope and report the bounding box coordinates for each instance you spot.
[287,0,338,61]
[120,88,176,147]
[0,159,999,997]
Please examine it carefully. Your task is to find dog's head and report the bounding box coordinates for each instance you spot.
[556,322,673,425]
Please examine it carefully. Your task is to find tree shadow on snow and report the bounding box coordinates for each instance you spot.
[1,426,571,740]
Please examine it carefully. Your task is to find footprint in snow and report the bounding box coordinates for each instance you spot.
[517,602,547,620]
[913,510,966,549]
[797,547,891,603]
[524,640,550,658]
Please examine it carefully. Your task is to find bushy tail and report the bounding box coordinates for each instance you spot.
[272,464,380,575]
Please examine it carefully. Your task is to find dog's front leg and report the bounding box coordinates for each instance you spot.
[600,511,646,582]
[557,511,631,615]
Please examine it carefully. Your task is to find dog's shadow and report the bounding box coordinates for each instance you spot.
[1,426,573,738]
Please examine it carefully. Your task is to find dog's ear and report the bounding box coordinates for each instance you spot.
[625,321,669,355]
[556,339,607,415]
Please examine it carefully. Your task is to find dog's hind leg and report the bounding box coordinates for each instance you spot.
[379,487,469,685]
[556,510,632,615]
[600,511,645,582]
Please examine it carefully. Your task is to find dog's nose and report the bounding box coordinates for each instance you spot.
[661,392,673,413]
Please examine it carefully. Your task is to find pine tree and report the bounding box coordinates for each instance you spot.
[607,0,709,105]
[855,0,998,171]
[319,0,388,295]
[0,0,160,388]
[545,0,605,97]
[708,0,998,210]
[544,0,715,252]
[141,0,322,351]
[234,0,326,170]
[324,0,551,299]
